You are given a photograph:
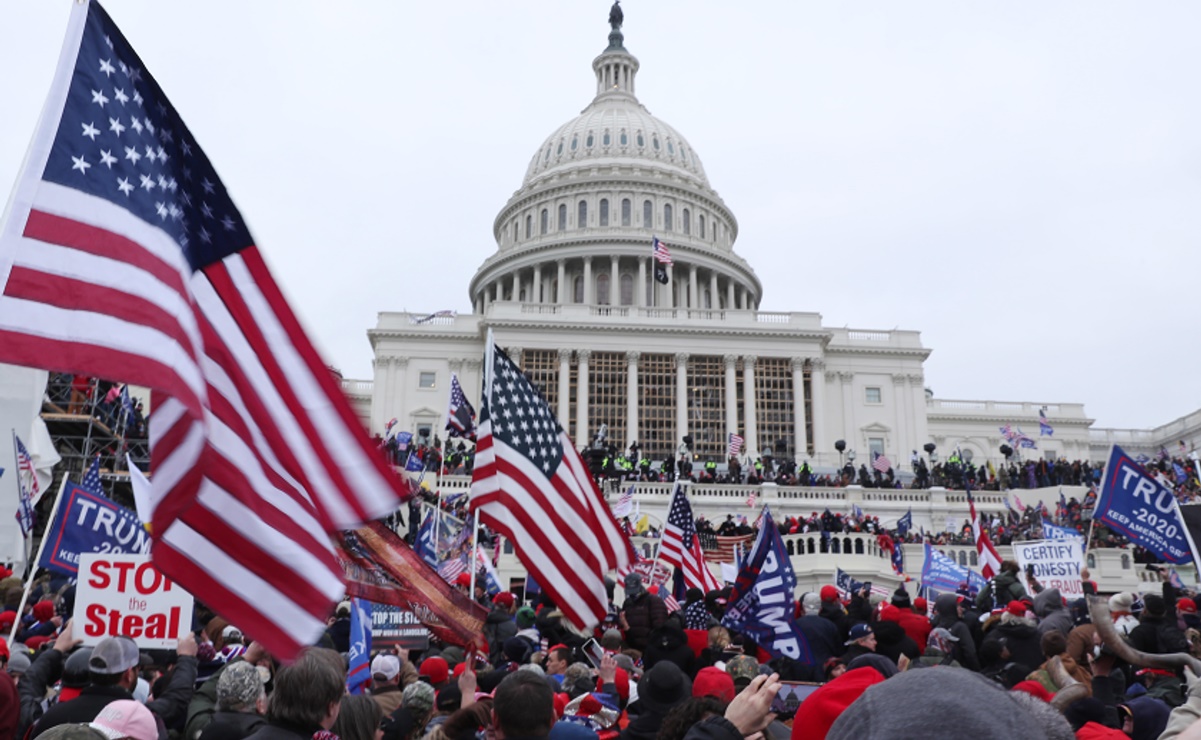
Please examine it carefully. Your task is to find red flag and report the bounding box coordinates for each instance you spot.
[968,488,1002,579]
[0,2,409,658]
[471,344,630,630]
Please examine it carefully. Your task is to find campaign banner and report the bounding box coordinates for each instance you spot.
[1041,520,1084,542]
[370,603,431,651]
[920,544,987,596]
[1093,445,1192,564]
[1012,539,1085,598]
[39,483,150,576]
[73,554,194,649]
[721,509,812,663]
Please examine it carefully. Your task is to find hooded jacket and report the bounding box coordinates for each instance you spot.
[895,608,931,650]
[932,594,979,671]
[483,608,518,664]
[642,622,695,676]
[872,615,919,665]
[621,590,667,652]
[980,615,1044,675]
[1033,588,1074,638]
[976,569,1026,612]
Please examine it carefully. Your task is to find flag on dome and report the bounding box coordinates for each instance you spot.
[0,1,409,659]
[652,237,671,284]
[470,343,630,630]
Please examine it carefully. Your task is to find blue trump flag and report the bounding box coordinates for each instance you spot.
[1042,520,1084,542]
[346,598,372,694]
[721,508,813,663]
[38,482,149,576]
[416,510,438,567]
[1093,445,1195,565]
[897,508,913,537]
[891,543,905,575]
[920,544,987,595]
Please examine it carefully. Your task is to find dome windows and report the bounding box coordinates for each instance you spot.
[578,200,587,228]
[642,200,652,227]
[699,214,706,239]
[664,204,673,232]
[636,132,645,148]
[543,146,551,163]
[525,214,532,239]
[586,132,594,148]
[599,199,609,227]
[667,140,675,155]
[621,198,631,226]
[683,208,690,236]
[557,139,564,156]
[540,209,549,235]
[620,130,628,146]
[652,136,660,151]
[558,204,567,231]
[603,130,611,146]
[570,135,578,151]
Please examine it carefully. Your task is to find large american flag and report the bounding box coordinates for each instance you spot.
[967,485,1001,579]
[660,483,722,593]
[445,372,477,440]
[470,343,630,630]
[0,2,407,659]
[871,452,892,473]
[727,432,744,458]
[652,236,673,265]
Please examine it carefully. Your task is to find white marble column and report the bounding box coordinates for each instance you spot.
[391,357,409,431]
[557,348,572,430]
[709,272,719,310]
[664,265,675,308]
[532,264,542,303]
[892,373,909,463]
[674,352,689,447]
[610,255,619,305]
[688,265,698,309]
[509,271,519,302]
[370,357,388,434]
[791,357,808,463]
[626,351,639,447]
[583,257,593,305]
[743,355,758,456]
[724,354,738,445]
[556,259,566,304]
[575,349,591,448]
[726,280,735,310]
[637,257,647,308]
[809,358,826,458]
[839,371,855,448]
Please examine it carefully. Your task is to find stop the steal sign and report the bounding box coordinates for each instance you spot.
[74,554,194,649]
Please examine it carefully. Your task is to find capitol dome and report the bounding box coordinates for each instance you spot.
[469,10,761,314]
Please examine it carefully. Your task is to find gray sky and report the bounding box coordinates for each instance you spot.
[2,2,1198,431]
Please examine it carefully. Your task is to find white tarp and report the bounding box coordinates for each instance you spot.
[0,363,60,567]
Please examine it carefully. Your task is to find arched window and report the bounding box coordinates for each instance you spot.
[558,204,567,231]
[599,199,609,226]
[703,288,711,308]
[596,274,610,305]
[586,133,594,148]
[636,132,645,147]
[525,214,532,238]
[643,200,652,227]
[620,273,633,305]
[603,130,611,146]
[573,276,584,303]
[619,130,628,146]
[570,135,578,151]
[540,209,548,235]
[970,551,978,566]
[512,221,518,243]
[683,208,691,235]
[621,198,631,226]
[664,204,673,232]
[578,200,587,228]
[699,214,706,239]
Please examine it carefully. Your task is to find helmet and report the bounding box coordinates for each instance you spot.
[63,647,94,688]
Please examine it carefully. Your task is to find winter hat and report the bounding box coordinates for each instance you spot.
[623,572,644,598]
[926,627,958,656]
[1062,697,1110,731]
[1108,593,1134,613]
[725,654,759,689]
[90,700,157,740]
[435,686,462,712]
[801,592,822,615]
[454,572,472,587]
[440,646,465,668]
[1011,680,1054,703]
[913,597,928,613]
[6,652,30,675]
[516,606,537,629]
[793,667,887,740]
[636,661,691,714]
[0,612,16,633]
[877,605,901,624]
[402,681,435,716]
[595,666,630,701]
[503,636,530,663]
[0,638,8,662]
[32,601,55,623]
[845,654,898,680]
[493,592,516,609]
[418,656,449,686]
[891,587,911,609]
[24,635,51,652]
[1006,600,1027,618]
[691,666,735,703]
[820,585,840,603]
[217,661,266,711]
[827,667,1068,740]
[1144,594,1166,618]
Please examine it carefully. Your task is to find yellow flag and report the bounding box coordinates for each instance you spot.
[636,514,649,534]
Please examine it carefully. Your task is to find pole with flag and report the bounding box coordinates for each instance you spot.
[659,482,722,593]
[8,475,68,644]
[12,432,37,544]
[346,598,372,694]
[967,482,1002,579]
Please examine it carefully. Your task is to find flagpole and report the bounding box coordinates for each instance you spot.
[9,474,69,644]
[468,331,496,604]
[11,430,33,567]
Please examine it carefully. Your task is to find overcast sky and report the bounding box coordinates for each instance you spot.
[2,2,1198,431]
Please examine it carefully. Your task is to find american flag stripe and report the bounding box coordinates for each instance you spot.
[0,2,408,659]
[659,485,722,593]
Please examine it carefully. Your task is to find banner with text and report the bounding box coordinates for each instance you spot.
[920,544,987,595]
[1094,445,1193,564]
[38,484,149,576]
[1012,539,1085,598]
[73,554,194,649]
[370,603,431,651]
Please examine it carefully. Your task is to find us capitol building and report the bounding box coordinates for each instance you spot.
[341,9,1196,479]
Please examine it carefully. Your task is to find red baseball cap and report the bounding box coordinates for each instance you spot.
[820,585,839,602]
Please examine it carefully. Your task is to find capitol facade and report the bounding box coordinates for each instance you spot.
[341,13,1199,474]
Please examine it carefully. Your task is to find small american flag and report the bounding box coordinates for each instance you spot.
[746,490,757,508]
[438,556,467,584]
[663,592,681,613]
[445,373,477,440]
[81,454,104,497]
[0,2,409,659]
[728,432,744,458]
[652,236,673,265]
[13,433,38,536]
[661,483,722,592]
[872,452,892,473]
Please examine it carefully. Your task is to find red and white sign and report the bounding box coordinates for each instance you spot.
[73,554,194,649]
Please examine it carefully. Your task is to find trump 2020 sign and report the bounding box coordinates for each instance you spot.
[1093,446,1194,564]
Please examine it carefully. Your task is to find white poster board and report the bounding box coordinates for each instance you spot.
[1012,539,1085,599]
[73,553,194,649]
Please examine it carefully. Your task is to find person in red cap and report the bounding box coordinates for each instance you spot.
[691,666,735,703]
[817,585,851,642]
[980,600,1043,677]
[484,593,518,665]
[17,602,58,644]
[418,656,450,691]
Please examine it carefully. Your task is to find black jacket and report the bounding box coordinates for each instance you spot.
[642,624,695,676]
[980,618,1043,675]
[873,620,919,665]
[243,721,320,740]
[483,609,518,664]
[621,591,667,652]
[198,712,266,740]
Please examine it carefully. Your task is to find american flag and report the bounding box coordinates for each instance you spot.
[1038,408,1054,437]
[437,555,467,584]
[966,484,1001,579]
[13,434,38,536]
[663,592,681,613]
[652,236,673,265]
[612,484,634,519]
[660,483,722,592]
[445,373,477,440]
[698,532,755,563]
[727,432,744,458]
[0,2,407,659]
[470,343,630,630]
[872,452,892,473]
[81,454,104,497]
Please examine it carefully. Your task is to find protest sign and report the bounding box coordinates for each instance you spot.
[370,603,431,651]
[1012,539,1085,598]
[1093,446,1193,565]
[74,554,193,649]
[920,544,987,596]
[39,484,149,576]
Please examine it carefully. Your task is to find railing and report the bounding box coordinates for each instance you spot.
[340,379,373,395]
[846,330,890,341]
[521,304,561,315]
